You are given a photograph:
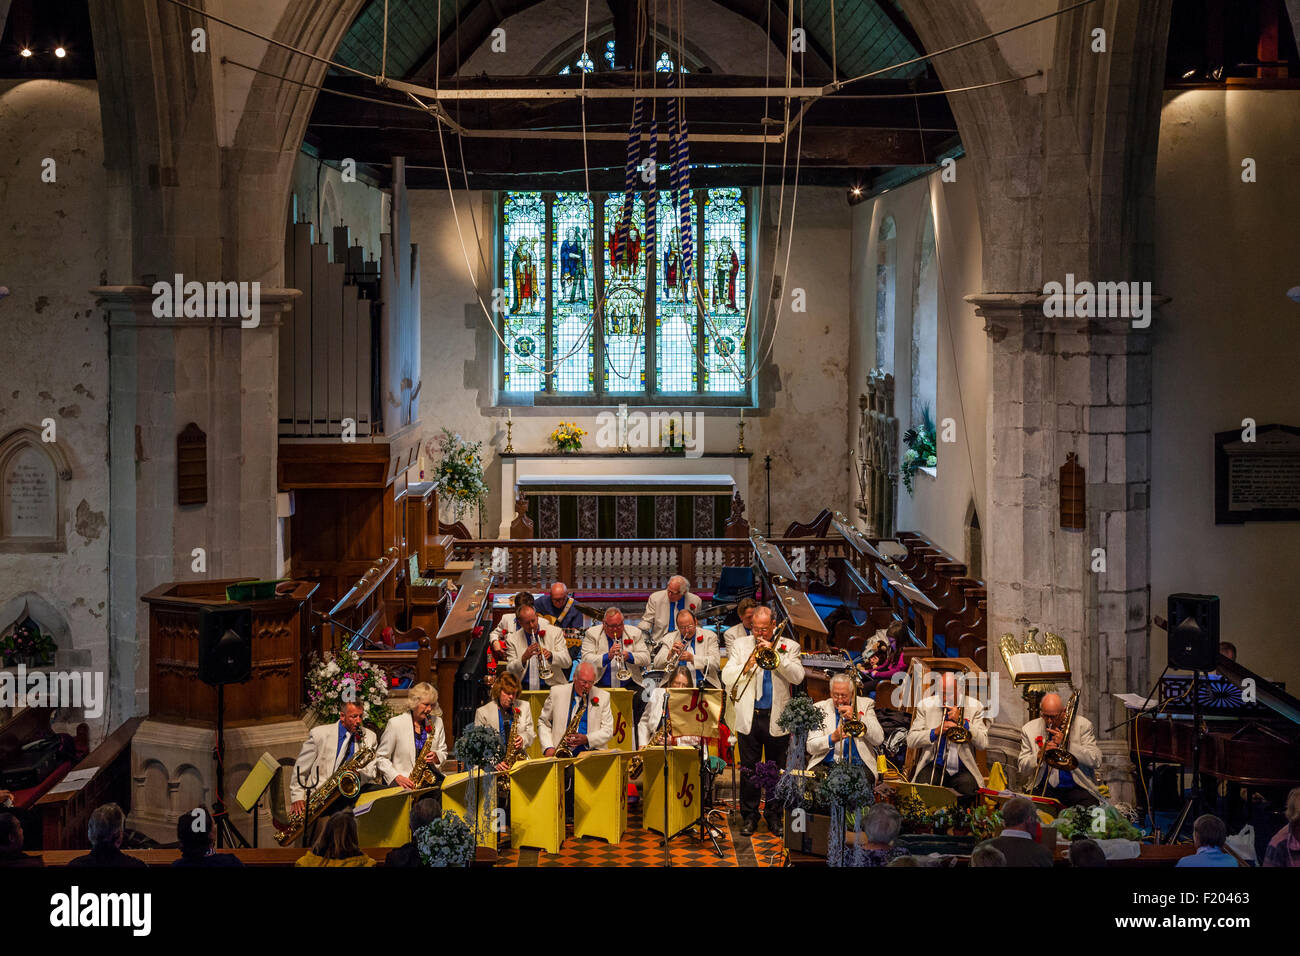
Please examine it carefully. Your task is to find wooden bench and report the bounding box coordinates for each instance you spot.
[33,717,144,850]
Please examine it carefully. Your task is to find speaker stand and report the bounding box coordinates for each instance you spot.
[1164,669,1204,845]
[212,683,250,849]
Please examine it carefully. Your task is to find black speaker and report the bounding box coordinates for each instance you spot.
[1166,593,1220,670]
[198,607,253,685]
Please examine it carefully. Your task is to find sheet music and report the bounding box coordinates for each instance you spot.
[1038,654,1065,672]
[1114,692,1157,710]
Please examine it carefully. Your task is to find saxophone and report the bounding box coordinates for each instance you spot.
[408,719,440,789]
[496,706,525,798]
[628,691,671,780]
[552,693,589,759]
[275,732,378,846]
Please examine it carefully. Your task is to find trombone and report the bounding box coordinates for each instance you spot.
[728,621,788,704]
[927,684,970,786]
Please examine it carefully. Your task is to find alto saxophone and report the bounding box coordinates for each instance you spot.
[275,732,377,846]
[496,706,525,797]
[552,693,589,759]
[408,720,440,789]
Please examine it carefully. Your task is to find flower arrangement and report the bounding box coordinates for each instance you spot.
[431,428,488,522]
[414,811,476,867]
[823,760,876,867]
[453,722,505,772]
[1053,803,1142,841]
[1,620,56,667]
[901,404,938,494]
[773,694,826,807]
[549,421,586,453]
[305,648,393,731]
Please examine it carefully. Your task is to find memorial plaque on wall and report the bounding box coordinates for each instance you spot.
[1214,424,1300,523]
[4,444,56,537]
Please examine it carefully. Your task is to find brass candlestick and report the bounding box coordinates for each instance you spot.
[504,419,515,454]
[736,419,747,453]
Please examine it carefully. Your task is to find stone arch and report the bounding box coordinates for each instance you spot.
[0,591,78,664]
[0,425,72,552]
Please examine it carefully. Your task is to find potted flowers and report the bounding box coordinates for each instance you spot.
[1,619,56,667]
[431,428,489,523]
[901,404,938,494]
[549,421,586,453]
[305,648,393,731]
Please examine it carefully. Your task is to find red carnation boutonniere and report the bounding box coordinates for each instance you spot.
[591,696,600,705]
[514,707,521,716]
[1035,735,1044,747]
[623,638,633,646]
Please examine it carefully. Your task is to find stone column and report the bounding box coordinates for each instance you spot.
[95,285,299,720]
[966,293,1157,743]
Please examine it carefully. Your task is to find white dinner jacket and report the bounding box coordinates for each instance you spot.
[537,683,614,752]
[640,589,703,644]
[473,699,536,750]
[581,623,651,686]
[289,721,379,803]
[905,694,989,787]
[505,621,572,690]
[720,632,806,736]
[1017,715,1103,798]
[376,710,447,784]
[806,696,884,769]
[653,627,722,686]
[721,622,751,658]
[637,687,702,747]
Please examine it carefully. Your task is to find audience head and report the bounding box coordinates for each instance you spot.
[177,806,215,856]
[409,796,441,834]
[1001,797,1038,833]
[312,811,363,860]
[666,576,689,601]
[1068,838,1107,867]
[885,854,918,867]
[0,812,22,852]
[865,805,902,847]
[1192,813,1227,850]
[885,621,906,644]
[492,672,521,707]
[88,802,127,849]
[408,682,439,722]
[971,844,1007,867]
[1286,787,1300,829]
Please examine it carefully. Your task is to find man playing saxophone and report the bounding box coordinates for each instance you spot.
[722,605,805,836]
[807,673,884,779]
[376,683,446,790]
[506,605,571,692]
[653,608,721,688]
[288,701,379,823]
[539,661,613,757]
[1017,692,1103,807]
[474,673,535,773]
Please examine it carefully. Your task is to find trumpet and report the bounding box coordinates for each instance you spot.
[609,630,631,682]
[527,630,553,682]
[729,621,787,704]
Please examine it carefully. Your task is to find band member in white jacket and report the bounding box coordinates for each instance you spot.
[721,606,805,836]
[806,674,884,781]
[721,597,757,659]
[653,608,721,688]
[906,670,989,797]
[1017,692,1103,806]
[539,662,614,756]
[505,605,571,691]
[639,576,702,645]
[376,682,447,789]
[289,701,379,819]
[474,673,535,773]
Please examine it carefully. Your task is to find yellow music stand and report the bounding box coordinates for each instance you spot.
[441,769,499,849]
[353,785,438,847]
[571,749,627,844]
[639,745,700,838]
[519,690,551,759]
[883,779,960,809]
[604,688,637,753]
[507,757,565,854]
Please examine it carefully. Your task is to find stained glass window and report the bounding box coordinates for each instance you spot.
[602,192,647,393]
[500,191,546,392]
[551,192,595,392]
[702,187,747,392]
[655,188,698,392]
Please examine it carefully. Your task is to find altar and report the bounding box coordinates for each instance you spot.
[499,452,750,538]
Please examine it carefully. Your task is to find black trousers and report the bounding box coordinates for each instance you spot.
[738,709,788,822]
[921,762,979,798]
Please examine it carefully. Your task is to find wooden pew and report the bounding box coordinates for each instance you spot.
[34,717,143,850]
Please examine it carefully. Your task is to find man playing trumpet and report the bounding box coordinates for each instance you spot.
[1017,692,1102,807]
[906,671,988,797]
[376,682,446,790]
[807,673,884,780]
[474,673,535,773]
[506,604,571,692]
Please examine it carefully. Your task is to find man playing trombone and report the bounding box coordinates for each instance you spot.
[906,670,988,798]
[807,673,883,780]
[722,605,805,836]
[1017,692,1102,807]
